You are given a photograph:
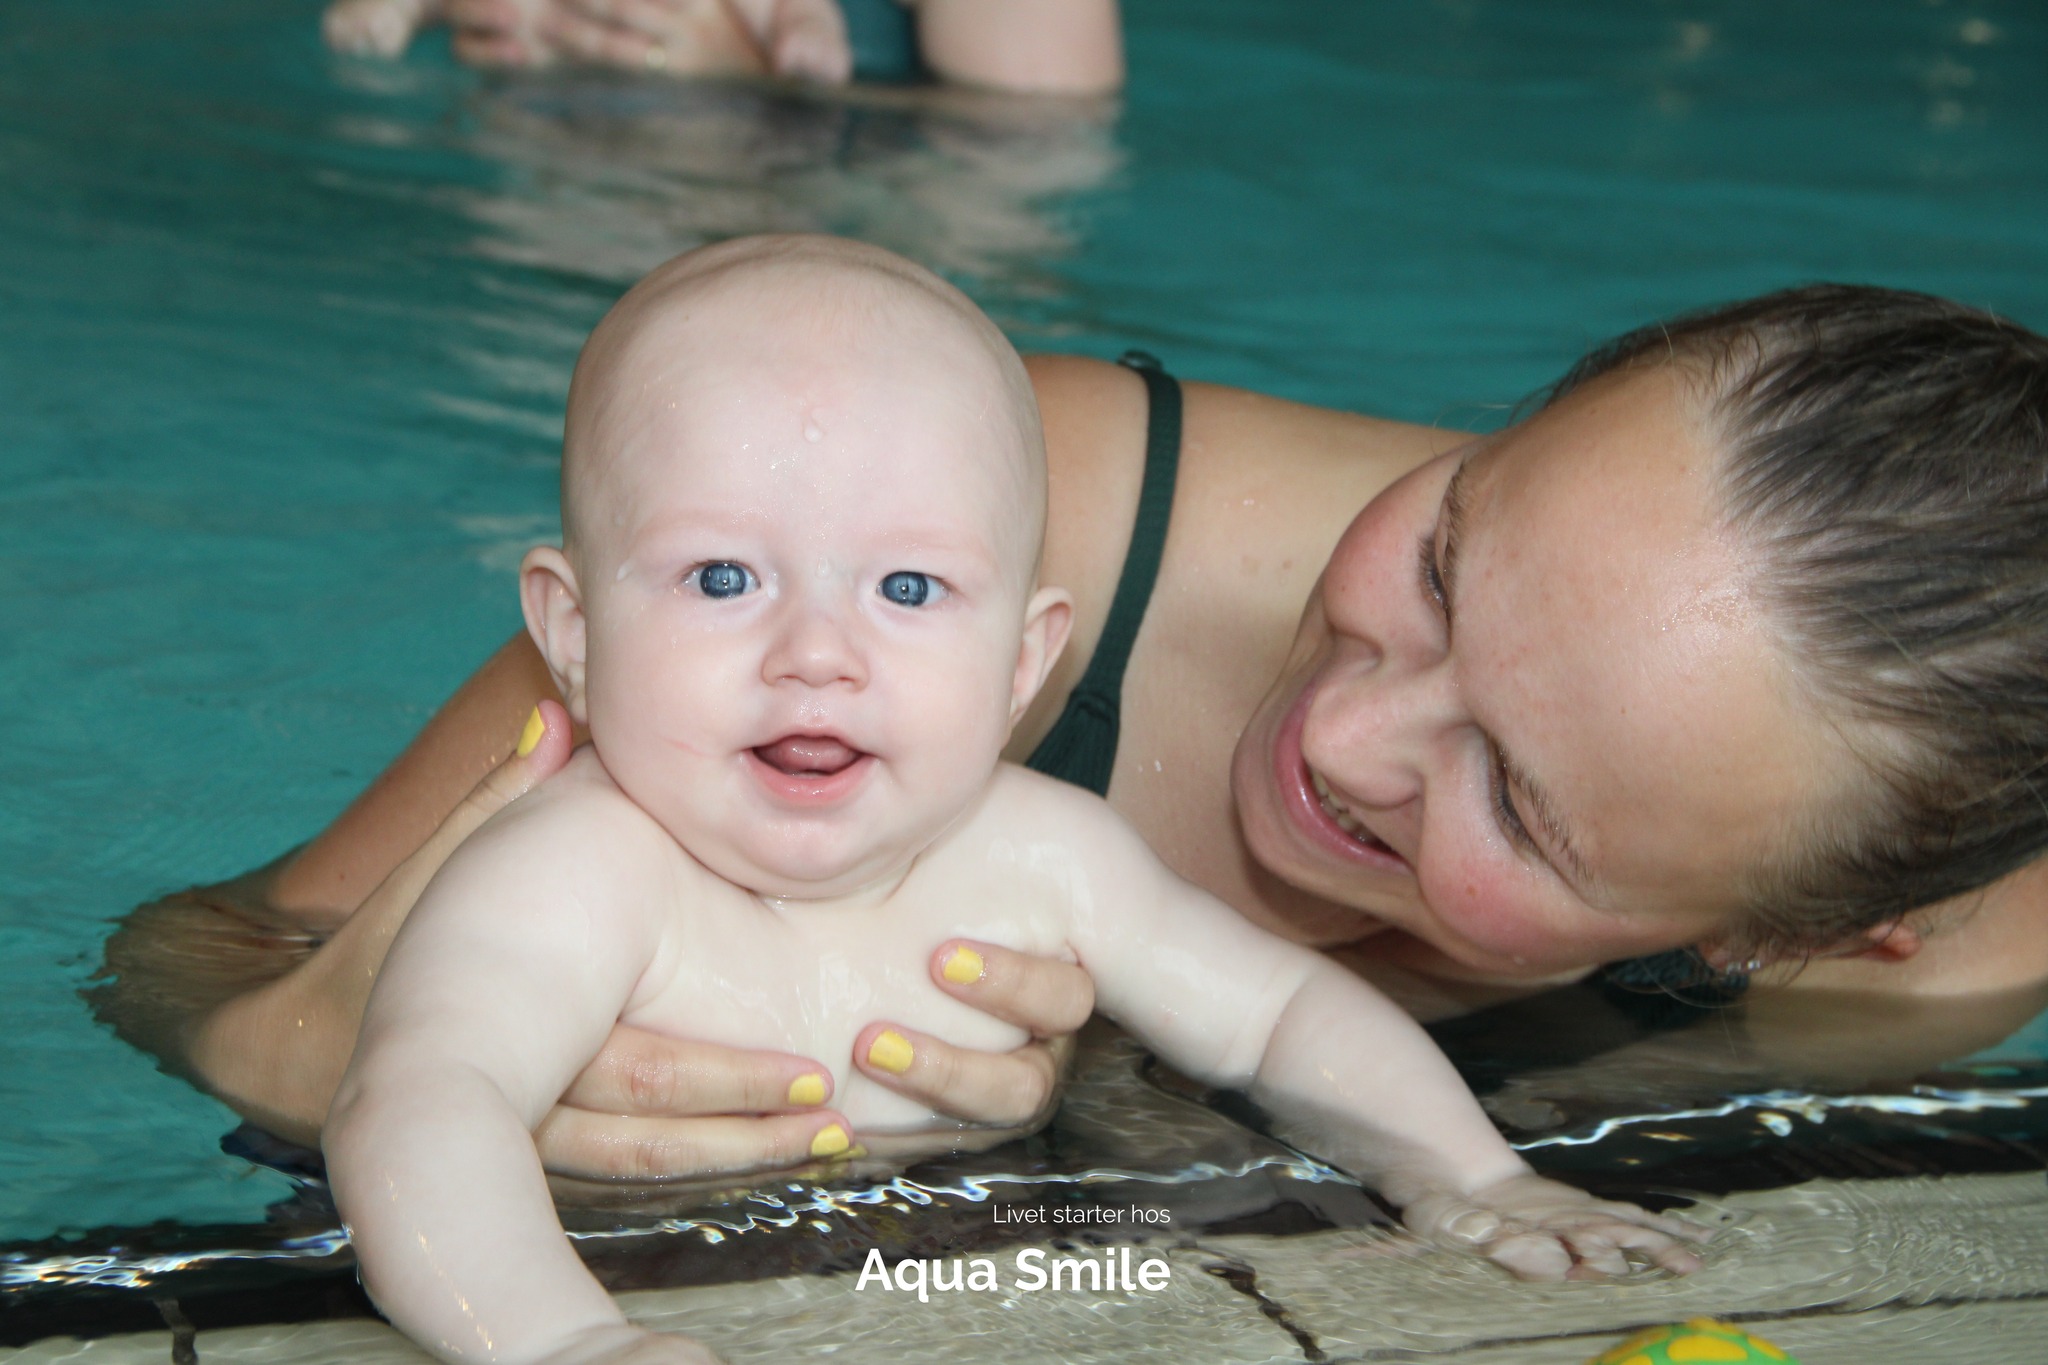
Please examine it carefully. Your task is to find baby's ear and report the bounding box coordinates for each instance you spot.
[1010,586,1075,727]
[520,547,590,724]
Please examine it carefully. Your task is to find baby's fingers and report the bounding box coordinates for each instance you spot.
[1402,1193,1572,1280]
[1583,1219,1705,1276]
[563,1023,834,1117]
[1533,1215,1703,1280]
[1479,1230,1574,1281]
[534,1106,853,1183]
[853,1021,1062,1126]
[1576,1195,1711,1244]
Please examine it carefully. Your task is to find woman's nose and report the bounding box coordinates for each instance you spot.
[761,590,869,690]
[1305,659,1460,810]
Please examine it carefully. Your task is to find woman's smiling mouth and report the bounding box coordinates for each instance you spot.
[1310,767,1384,845]
[1274,680,1411,873]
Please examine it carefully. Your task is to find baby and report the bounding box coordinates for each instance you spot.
[325,236,1696,1365]
[323,0,854,85]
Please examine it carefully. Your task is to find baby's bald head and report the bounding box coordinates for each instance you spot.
[561,235,1045,589]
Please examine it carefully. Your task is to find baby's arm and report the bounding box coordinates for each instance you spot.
[1059,803,1699,1279]
[323,791,706,1363]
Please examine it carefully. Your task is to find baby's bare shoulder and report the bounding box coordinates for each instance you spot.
[942,765,1164,874]
[466,749,685,885]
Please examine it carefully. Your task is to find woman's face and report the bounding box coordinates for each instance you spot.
[1231,366,1847,981]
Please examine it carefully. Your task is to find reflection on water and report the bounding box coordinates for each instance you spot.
[437,77,1121,313]
[1,1025,1382,1339]
[1425,973,2048,1197]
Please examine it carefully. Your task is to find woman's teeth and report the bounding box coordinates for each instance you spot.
[1311,768,1381,845]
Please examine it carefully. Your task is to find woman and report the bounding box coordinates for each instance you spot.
[98,284,2048,1183]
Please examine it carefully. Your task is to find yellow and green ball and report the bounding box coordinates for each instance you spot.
[1592,1318,1799,1365]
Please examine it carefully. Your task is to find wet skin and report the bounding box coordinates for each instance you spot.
[1228,367,1845,983]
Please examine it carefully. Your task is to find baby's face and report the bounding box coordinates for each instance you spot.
[561,313,1045,899]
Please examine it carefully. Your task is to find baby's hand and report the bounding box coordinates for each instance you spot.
[1399,1172,1705,1281]
[539,1323,723,1365]
[323,0,439,56]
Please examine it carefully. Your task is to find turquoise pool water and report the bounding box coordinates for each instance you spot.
[3,0,2047,1287]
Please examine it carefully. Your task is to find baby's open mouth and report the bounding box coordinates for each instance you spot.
[755,735,865,777]
[1309,767,1397,855]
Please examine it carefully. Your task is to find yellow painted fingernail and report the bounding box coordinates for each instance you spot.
[867,1029,914,1075]
[786,1073,827,1107]
[941,946,985,986]
[809,1123,849,1158]
[515,706,545,758]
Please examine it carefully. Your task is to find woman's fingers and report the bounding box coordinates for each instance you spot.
[443,0,524,32]
[850,1021,1064,1126]
[836,942,1091,1127]
[540,8,667,68]
[403,700,574,886]
[545,0,766,73]
[557,0,687,36]
[445,0,544,64]
[534,1105,854,1182]
[452,27,536,66]
[562,1023,836,1117]
[291,701,571,1007]
[928,940,1094,1038]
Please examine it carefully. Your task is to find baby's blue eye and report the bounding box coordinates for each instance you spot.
[879,571,941,607]
[693,562,755,599]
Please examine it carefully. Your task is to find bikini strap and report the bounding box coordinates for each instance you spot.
[1023,351,1182,797]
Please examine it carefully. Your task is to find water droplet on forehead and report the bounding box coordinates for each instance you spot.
[804,422,823,443]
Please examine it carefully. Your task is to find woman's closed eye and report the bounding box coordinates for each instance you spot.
[1416,531,1447,617]
[1418,485,1539,859]
[689,561,758,599]
[879,571,946,608]
[1488,743,1538,854]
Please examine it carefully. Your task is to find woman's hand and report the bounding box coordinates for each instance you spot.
[845,940,1096,1157]
[439,0,775,77]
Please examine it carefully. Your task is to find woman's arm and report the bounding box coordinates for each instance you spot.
[904,0,1122,94]
[268,631,562,921]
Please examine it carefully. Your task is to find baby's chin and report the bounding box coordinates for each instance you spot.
[685,832,921,904]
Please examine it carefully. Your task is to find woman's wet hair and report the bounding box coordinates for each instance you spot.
[1550,284,2048,956]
